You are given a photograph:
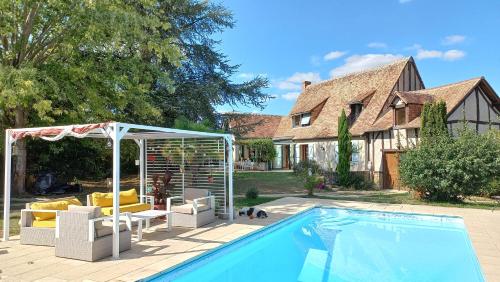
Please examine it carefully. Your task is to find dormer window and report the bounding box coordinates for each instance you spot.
[349,103,363,124]
[395,106,406,125]
[292,113,311,127]
[393,99,407,125]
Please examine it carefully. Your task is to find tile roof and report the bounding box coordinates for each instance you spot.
[275,57,411,139]
[394,77,490,129]
[225,113,284,139]
[394,92,434,105]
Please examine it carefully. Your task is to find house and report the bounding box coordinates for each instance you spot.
[223,112,284,169]
[230,57,500,188]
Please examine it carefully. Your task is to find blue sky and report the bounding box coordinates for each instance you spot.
[216,0,500,115]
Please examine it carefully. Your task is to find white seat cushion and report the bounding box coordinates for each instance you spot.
[95,222,127,238]
[172,203,210,214]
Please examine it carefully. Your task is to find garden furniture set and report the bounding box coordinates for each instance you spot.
[18,187,216,261]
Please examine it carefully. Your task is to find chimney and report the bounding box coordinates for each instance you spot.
[303,81,312,91]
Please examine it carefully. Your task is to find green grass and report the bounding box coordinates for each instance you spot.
[233,197,280,209]
[234,171,305,195]
[307,192,500,210]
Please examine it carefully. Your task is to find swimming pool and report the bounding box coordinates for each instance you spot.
[144,207,484,282]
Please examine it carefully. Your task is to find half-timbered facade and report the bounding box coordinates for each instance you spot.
[267,57,499,188]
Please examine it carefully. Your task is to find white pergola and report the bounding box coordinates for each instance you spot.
[2,122,234,258]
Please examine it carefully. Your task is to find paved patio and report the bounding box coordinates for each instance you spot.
[1,197,499,281]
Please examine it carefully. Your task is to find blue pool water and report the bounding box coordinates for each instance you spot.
[145,208,484,282]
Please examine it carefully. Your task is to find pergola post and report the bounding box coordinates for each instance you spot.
[226,135,234,221]
[181,138,185,202]
[2,130,12,241]
[135,139,145,203]
[110,123,128,259]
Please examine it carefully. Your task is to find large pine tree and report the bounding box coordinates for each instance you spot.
[337,109,351,186]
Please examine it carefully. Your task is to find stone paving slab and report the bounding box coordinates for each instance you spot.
[0,197,499,281]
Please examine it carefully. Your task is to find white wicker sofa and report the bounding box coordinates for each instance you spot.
[167,188,216,228]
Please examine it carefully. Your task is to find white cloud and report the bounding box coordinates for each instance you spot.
[443,49,466,61]
[399,0,412,3]
[237,72,267,79]
[323,50,347,61]
[276,72,321,90]
[277,81,301,90]
[415,47,466,61]
[416,49,443,60]
[367,42,387,49]
[237,72,255,79]
[310,55,321,66]
[442,35,466,45]
[282,92,301,101]
[329,54,404,77]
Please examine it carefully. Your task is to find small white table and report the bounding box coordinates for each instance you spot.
[128,210,172,241]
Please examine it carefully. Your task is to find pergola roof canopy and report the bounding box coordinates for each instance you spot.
[9,122,231,141]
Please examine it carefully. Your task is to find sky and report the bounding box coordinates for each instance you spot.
[216,0,500,116]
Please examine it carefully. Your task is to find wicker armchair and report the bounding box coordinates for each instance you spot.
[20,196,82,246]
[55,205,131,261]
[167,188,216,228]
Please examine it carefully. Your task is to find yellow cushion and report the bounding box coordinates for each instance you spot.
[92,192,114,207]
[32,219,56,228]
[30,198,82,221]
[92,189,139,207]
[101,203,151,216]
[120,189,139,205]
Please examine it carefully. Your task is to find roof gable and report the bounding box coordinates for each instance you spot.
[275,57,412,139]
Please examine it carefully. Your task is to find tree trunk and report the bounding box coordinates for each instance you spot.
[13,107,27,194]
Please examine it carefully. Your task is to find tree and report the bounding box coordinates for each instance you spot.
[151,0,270,126]
[337,109,351,186]
[1,1,269,193]
[1,1,182,193]
[421,101,448,141]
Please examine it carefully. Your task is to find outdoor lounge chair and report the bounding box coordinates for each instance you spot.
[167,188,216,228]
[20,196,82,246]
[55,205,132,261]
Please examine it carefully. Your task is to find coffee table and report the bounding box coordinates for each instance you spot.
[127,210,172,241]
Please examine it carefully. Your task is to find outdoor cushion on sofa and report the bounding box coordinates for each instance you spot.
[96,222,127,238]
[32,219,57,228]
[30,197,82,221]
[91,188,141,207]
[100,203,151,215]
[171,203,210,215]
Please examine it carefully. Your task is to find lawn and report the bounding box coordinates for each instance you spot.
[234,171,305,195]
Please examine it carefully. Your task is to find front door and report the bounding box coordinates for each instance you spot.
[383,152,400,189]
[283,145,290,169]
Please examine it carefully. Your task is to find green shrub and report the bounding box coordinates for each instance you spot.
[237,139,277,163]
[481,178,500,197]
[347,173,374,190]
[245,187,259,199]
[400,128,500,201]
[304,175,323,196]
[293,159,321,177]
